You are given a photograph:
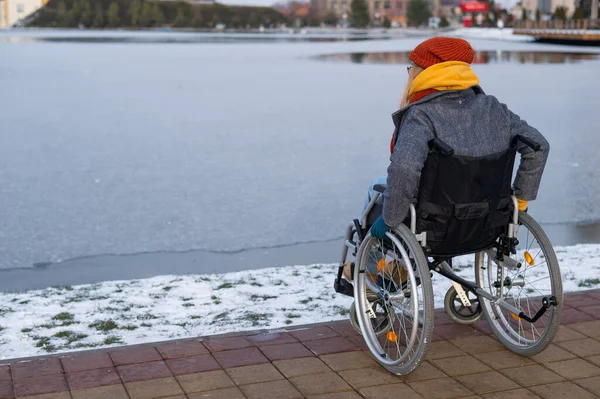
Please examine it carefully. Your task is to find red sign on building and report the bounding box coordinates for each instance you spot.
[460,1,489,27]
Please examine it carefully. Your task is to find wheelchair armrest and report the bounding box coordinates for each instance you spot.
[373,184,387,193]
[429,138,454,156]
[512,135,541,151]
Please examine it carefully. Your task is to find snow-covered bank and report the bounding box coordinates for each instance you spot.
[448,27,535,42]
[1,243,599,360]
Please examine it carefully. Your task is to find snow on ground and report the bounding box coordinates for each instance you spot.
[1,243,599,360]
[448,28,535,42]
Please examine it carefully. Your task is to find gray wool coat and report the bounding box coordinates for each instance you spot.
[382,86,550,227]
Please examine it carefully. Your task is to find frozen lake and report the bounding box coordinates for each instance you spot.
[1,30,599,286]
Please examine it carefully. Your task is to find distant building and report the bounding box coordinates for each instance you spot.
[278,1,310,17]
[0,0,47,27]
[438,0,460,18]
[550,0,575,16]
[521,0,538,16]
[312,0,410,25]
[520,0,576,17]
[369,0,409,25]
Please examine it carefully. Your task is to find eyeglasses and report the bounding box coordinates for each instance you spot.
[407,63,413,74]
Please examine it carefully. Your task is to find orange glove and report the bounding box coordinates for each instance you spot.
[517,198,528,212]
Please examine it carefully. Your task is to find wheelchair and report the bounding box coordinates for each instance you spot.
[333,135,563,375]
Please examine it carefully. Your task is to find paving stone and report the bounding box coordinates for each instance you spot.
[450,335,505,355]
[474,350,536,370]
[273,357,332,378]
[409,377,473,399]
[307,391,363,399]
[13,374,69,397]
[125,376,184,399]
[574,376,600,396]
[319,351,377,371]
[66,367,121,390]
[338,366,401,389]
[435,324,481,341]
[71,384,129,399]
[203,337,254,352]
[553,326,588,342]
[176,370,235,393]
[583,354,600,367]
[304,337,360,356]
[456,371,520,394]
[434,311,455,325]
[473,320,495,335]
[563,294,600,308]
[568,320,600,337]
[529,381,598,399]
[399,361,447,382]
[289,371,352,396]
[431,355,492,376]
[11,358,63,379]
[60,352,113,373]
[109,346,162,366]
[424,341,466,360]
[577,305,600,319]
[544,358,600,380]
[346,335,370,351]
[260,343,313,361]
[117,360,172,383]
[561,309,595,325]
[0,366,9,381]
[166,353,221,375]
[213,347,269,369]
[226,363,284,385]
[359,382,424,399]
[247,332,299,347]
[0,380,13,399]
[187,387,246,398]
[18,392,72,399]
[499,364,564,387]
[556,338,600,357]
[327,321,361,337]
[156,340,209,359]
[481,389,540,399]
[289,326,339,342]
[240,380,303,399]
[530,344,577,363]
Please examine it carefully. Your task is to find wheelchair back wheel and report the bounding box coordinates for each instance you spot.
[476,211,563,356]
[353,224,434,375]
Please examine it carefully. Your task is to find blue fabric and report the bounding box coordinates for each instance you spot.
[361,176,387,215]
[370,216,389,239]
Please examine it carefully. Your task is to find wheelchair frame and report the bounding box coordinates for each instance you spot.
[334,190,557,327]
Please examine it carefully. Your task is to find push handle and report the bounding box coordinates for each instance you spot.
[429,138,455,156]
[512,135,541,151]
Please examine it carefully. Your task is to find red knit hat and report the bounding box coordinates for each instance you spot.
[409,37,474,69]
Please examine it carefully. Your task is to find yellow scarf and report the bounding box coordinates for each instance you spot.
[408,61,479,101]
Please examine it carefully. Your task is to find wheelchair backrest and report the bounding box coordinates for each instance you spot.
[416,139,516,257]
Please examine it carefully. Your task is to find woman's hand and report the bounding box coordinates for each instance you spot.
[371,216,390,239]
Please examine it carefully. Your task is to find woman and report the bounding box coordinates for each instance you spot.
[342,37,549,284]
[369,36,549,239]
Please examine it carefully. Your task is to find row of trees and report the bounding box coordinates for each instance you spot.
[29,0,289,29]
[33,0,440,29]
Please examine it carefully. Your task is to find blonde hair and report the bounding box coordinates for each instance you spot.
[399,64,424,108]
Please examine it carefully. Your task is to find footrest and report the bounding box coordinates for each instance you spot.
[517,296,558,323]
[334,278,354,297]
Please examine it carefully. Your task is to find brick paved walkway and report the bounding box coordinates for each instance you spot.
[2,290,600,399]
